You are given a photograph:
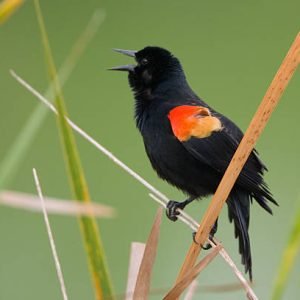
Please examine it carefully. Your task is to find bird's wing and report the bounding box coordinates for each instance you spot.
[182,128,241,174]
[167,105,222,142]
[168,105,272,199]
[215,112,267,171]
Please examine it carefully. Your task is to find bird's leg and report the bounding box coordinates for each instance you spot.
[166,196,196,222]
[199,218,219,249]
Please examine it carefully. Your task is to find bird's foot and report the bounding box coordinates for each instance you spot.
[166,197,196,222]
[166,200,186,222]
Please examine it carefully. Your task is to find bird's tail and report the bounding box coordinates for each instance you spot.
[227,190,252,281]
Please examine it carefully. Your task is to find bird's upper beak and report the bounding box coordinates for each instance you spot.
[109,48,137,72]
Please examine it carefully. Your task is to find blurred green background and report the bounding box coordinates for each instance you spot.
[0,0,299,299]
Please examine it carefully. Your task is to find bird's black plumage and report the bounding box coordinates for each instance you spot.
[111,46,277,280]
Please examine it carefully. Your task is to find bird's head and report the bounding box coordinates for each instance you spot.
[110,46,184,92]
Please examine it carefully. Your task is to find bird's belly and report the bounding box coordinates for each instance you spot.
[143,134,220,197]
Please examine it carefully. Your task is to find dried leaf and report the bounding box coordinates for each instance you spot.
[133,208,163,300]
[125,242,146,300]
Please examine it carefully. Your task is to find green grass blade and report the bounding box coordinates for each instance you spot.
[0,9,105,190]
[272,205,300,300]
[33,1,114,299]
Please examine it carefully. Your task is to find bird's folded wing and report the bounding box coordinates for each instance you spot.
[181,130,273,201]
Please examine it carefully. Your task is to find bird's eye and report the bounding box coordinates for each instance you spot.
[141,58,149,66]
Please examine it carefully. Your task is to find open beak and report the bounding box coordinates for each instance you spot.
[109,48,137,72]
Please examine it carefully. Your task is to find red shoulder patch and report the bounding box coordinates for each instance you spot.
[168,105,222,141]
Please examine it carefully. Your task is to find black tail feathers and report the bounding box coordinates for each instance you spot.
[227,191,253,281]
[253,183,278,215]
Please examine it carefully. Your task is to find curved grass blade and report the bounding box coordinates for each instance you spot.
[33,1,114,299]
[0,9,105,190]
[272,205,300,300]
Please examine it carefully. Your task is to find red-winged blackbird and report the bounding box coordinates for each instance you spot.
[110,46,277,280]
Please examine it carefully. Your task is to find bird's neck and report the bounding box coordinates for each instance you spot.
[133,76,193,131]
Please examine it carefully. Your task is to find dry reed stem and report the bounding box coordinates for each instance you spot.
[125,242,146,300]
[175,32,300,295]
[11,70,255,296]
[0,190,115,217]
[133,208,163,299]
[164,245,221,300]
[32,168,69,300]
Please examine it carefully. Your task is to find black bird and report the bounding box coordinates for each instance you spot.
[110,46,277,280]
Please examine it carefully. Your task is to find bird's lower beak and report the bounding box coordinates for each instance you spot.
[109,64,136,72]
[109,48,137,72]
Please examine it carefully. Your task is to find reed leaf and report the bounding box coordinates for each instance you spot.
[33,1,114,299]
[133,208,163,299]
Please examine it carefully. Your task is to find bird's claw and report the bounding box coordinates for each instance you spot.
[192,231,214,250]
[201,242,212,250]
[192,232,199,244]
[166,200,185,222]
